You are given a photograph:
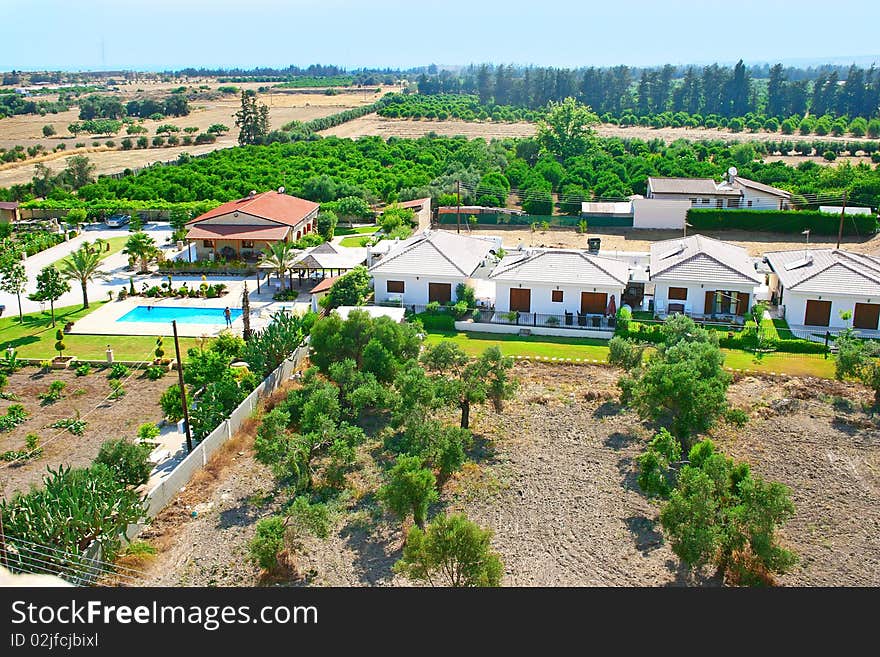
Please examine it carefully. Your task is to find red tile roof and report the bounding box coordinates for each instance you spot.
[0,202,19,210]
[186,224,290,241]
[397,197,431,210]
[310,276,339,294]
[188,191,319,228]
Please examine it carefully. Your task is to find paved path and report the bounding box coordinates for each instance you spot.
[0,223,173,317]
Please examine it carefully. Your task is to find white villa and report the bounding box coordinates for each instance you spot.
[490,249,629,327]
[369,230,500,307]
[650,235,764,319]
[765,249,880,330]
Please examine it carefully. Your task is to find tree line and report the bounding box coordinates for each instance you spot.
[416,61,880,120]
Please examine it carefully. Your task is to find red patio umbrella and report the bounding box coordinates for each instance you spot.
[606,294,617,317]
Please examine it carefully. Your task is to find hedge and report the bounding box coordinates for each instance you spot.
[687,208,878,236]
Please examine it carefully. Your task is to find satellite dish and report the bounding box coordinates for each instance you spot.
[728,166,738,179]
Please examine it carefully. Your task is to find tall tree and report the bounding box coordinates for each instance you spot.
[0,258,27,322]
[535,97,599,161]
[63,155,95,189]
[58,245,104,309]
[241,281,252,342]
[234,90,270,145]
[28,266,70,327]
[766,64,787,117]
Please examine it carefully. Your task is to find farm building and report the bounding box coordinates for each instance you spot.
[646,172,791,210]
[185,189,318,261]
[0,201,20,224]
[649,234,764,319]
[765,249,880,331]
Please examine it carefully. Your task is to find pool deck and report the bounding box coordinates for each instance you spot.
[68,284,309,337]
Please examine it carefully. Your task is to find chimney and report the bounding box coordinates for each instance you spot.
[278,186,285,194]
[249,190,257,198]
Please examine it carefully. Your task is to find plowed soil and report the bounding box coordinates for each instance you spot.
[136,362,880,587]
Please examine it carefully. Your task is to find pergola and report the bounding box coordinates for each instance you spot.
[291,243,368,285]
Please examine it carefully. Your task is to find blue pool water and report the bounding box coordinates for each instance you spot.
[117,306,243,325]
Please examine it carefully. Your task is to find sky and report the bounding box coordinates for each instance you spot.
[1,0,879,72]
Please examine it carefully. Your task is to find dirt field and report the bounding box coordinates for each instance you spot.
[440,224,880,256]
[0,83,398,188]
[135,362,880,587]
[0,365,170,497]
[320,114,537,140]
[319,114,880,152]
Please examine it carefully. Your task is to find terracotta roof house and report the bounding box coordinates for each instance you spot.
[369,230,499,306]
[647,173,791,210]
[186,189,319,261]
[765,249,880,330]
[649,234,763,318]
[490,249,629,327]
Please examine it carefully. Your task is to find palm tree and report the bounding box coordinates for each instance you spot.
[123,231,159,274]
[59,246,104,309]
[258,241,298,289]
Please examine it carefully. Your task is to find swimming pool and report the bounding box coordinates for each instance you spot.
[117,306,243,325]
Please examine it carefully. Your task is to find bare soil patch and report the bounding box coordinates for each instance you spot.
[135,362,880,587]
[441,224,880,256]
[319,114,537,140]
[0,365,170,497]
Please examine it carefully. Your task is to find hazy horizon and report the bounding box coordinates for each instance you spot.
[2,0,879,72]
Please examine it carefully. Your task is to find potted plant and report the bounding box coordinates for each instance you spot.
[51,329,75,369]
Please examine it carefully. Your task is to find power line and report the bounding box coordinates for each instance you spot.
[0,342,159,472]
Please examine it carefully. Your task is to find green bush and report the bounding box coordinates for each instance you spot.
[160,384,184,422]
[108,362,129,379]
[687,208,877,236]
[248,516,287,570]
[145,364,166,380]
[412,311,455,332]
[93,438,153,487]
[74,363,91,376]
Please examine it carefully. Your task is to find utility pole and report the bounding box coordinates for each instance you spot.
[456,180,461,235]
[172,320,193,452]
[836,190,847,250]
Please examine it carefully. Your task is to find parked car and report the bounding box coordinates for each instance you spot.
[105,213,131,228]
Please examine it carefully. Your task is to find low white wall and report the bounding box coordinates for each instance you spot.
[455,320,613,339]
[632,198,691,229]
[141,344,308,520]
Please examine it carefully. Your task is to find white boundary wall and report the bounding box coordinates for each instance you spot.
[455,320,613,340]
[140,344,308,520]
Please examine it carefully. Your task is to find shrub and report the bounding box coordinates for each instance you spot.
[248,516,287,570]
[94,438,152,487]
[137,422,161,442]
[607,336,645,371]
[145,365,165,380]
[108,362,129,379]
[160,384,184,422]
[823,150,837,161]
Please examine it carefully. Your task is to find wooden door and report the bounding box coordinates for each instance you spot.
[704,291,716,316]
[580,292,607,314]
[509,288,531,313]
[804,300,831,327]
[428,282,452,304]
[853,303,880,330]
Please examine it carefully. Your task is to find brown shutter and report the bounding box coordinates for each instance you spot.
[736,293,749,316]
[704,291,716,316]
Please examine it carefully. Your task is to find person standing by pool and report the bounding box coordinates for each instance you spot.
[224,306,232,327]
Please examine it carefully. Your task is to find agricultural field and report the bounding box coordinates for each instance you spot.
[0,363,170,497]
[0,82,398,188]
[322,112,878,168]
[135,362,880,587]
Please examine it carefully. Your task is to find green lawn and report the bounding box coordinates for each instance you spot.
[423,328,837,379]
[335,225,378,237]
[340,236,372,247]
[0,302,201,361]
[52,236,129,269]
[424,330,612,361]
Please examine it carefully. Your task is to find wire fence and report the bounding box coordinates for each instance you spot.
[0,535,147,587]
